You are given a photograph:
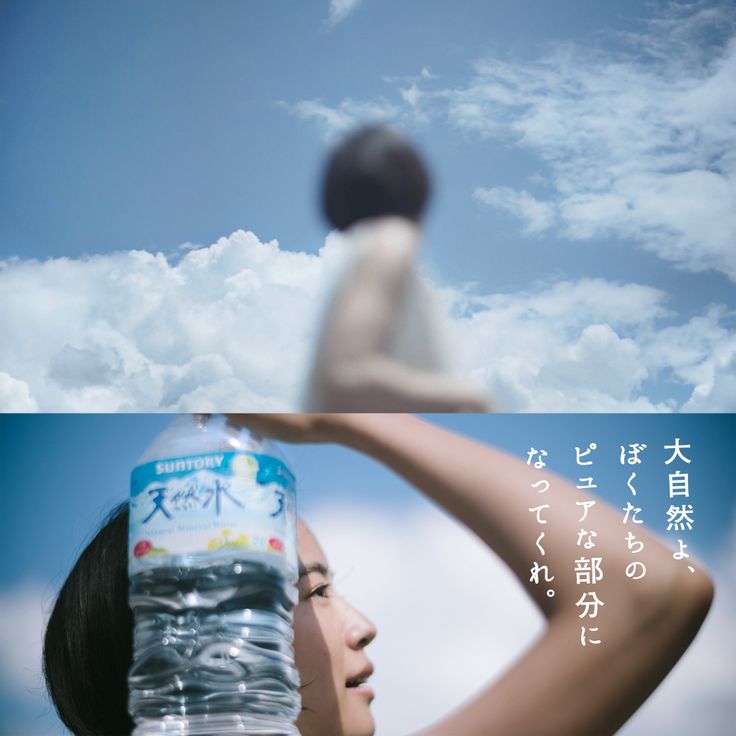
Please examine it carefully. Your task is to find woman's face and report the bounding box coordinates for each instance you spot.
[294,521,377,736]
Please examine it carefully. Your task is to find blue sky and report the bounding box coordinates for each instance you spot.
[0,413,734,734]
[0,0,672,260]
[0,0,735,412]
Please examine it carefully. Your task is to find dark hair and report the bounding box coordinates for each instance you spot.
[321,124,431,231]
[43,502,134,736]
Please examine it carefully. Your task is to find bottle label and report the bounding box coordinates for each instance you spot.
[129,451,297,575]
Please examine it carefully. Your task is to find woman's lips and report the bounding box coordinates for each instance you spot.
[348,683,375,701]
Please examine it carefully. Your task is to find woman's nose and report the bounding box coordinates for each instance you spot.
[346,607,377,650]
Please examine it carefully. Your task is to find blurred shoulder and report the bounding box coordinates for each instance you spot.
[347,216,421,275]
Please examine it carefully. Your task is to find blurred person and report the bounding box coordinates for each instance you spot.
[303,126,491,412]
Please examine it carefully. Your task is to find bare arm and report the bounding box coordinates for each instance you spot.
[311,219,490,412]
[342,415,713,736]
[230,414,714,736]
[319,355,493,412]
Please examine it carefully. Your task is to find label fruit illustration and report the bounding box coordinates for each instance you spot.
[133,540,168,557]
[207,529,250,551]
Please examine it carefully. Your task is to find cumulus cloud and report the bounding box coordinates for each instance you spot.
[642,304,736,411]
[1,233,734,411]
[311,500,736,736]
[449,274,736,411]
[381,2,736,279]
[325,0,363,29]
[448,277,682,412]
[0,231,350,412]
[0,372,37,411]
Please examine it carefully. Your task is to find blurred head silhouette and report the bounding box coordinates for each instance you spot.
[322,124,431,231]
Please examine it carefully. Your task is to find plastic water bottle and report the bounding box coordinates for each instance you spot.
[127,415,300,735]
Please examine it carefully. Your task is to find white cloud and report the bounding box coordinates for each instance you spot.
[290,97,402,141]
[642,304,736,411]
[445,277,682,412]
[389,3,736,279]
[290,100,357,140]
[311,500,736,736]
[474,186,556,234]
[0,372,37,411]
[325,0,363,29]
[399,83,422,109]
[0,231,350,411]
[1,234,734,411]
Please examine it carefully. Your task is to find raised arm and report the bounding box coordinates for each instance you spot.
[341,415,713,736]
[230,414,714,736]
[309,219,490,412]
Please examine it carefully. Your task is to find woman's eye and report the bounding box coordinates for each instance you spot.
[309,583,331,599]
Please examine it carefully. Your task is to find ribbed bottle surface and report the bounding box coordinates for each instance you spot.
[128,416,300,735]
